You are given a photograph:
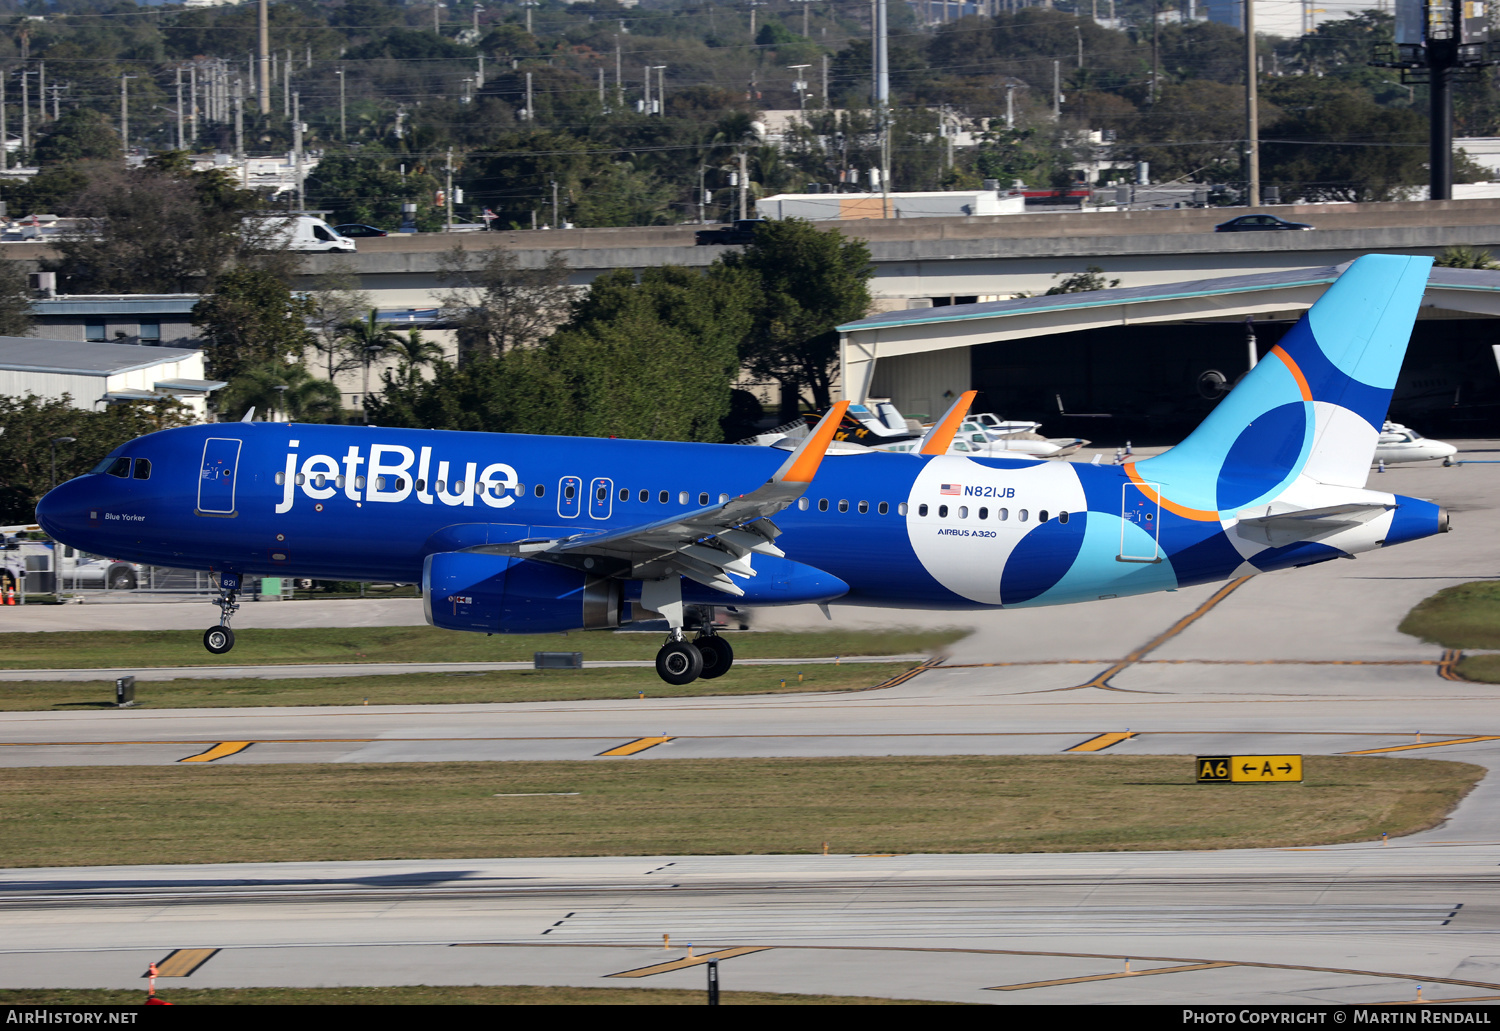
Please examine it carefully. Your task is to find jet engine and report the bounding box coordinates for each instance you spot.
[423,552,622,634]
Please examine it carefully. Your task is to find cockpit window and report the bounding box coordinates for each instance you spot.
[133,458,151,480]
[106,457,131,478]
[91,456,119,474]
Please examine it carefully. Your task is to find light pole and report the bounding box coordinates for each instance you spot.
[473,2,484,35]
[49,437,74,489]
[521,0,537,35]
[335,67,346,139]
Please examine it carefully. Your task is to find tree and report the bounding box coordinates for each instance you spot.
[213,363,344,424]
[305,260,371,382]
[34,109,120,166]
[0,257,34,337]
[338,309,402,419]
[1261,84,1427,202]
[1435,246,1500,270]
[436,245,574,363]
[717,219,873,414]
[48,160,264,294]
[192,265,317,384]
[1046,266,1120,295]
[370,265,753,442]
[384,328,446,388]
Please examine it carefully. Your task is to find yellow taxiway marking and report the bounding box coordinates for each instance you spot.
[989,961,1235,991]
[1342,735,1500,755]
[597,736,674,757]
[1046,577,1253,693]
[1065,732,1138,753]
[1438,648,1466,681]
[146,949,220,978]
[607,947,770,978]
[178,741,252,763]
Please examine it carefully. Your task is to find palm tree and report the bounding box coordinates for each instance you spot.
[216,363,343,423]
[385,327,446,388]
[339,309,402,422]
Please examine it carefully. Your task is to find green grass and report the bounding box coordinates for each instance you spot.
[0,756,1477,868]
[0,627,965,670]
[0,662,916,710]
[0,986,942,1005]
[1399,580,1500,649]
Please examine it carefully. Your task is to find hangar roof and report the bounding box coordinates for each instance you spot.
[0,337,202,377]
[836,263,1500,366]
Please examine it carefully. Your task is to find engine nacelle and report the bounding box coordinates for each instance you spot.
[423,552,622,634]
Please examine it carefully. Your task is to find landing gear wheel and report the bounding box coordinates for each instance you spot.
[656,640,703,685]
[694,636,734,679]
[203,626,235,654]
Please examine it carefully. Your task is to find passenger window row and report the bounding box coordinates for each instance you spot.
[914,503,1068,524]
[794,498,900,516]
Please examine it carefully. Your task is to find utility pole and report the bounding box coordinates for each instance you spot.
[875,0,890,208]
[598,67,605,106]
[189,63,198,144]
[789,64,810,110]
[336,67,346,138]
[643,63,651,114]
[1,72,8,173]
[1006,83,1016,128]
[176,67,185,150]
[119,73,135,158]
[1245,0,1259,205]
[477,54,485,89]
[551,177,559,228]
[258,0,270,115]
[293,91,303,211]
[822,53,829,107]
[37,61,43,124]
[234,79,244,158]
[446,147,454,230]
[738,146,748,220]
[525,70,533,121]
[473,3,483,34]
[1053,59,1061,119]
[284,49,292,118]
[20,68,29,159]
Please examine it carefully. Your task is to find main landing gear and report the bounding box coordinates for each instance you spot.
[642,578,734,686]
[653,620,736,686]
[204,572,240,655]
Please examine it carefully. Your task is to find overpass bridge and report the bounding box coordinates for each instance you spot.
[288,197,1500,314]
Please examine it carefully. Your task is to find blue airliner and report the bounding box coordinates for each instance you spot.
[36,254,1449,685]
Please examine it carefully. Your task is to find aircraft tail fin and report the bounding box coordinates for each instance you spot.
[1136,254,1432,517]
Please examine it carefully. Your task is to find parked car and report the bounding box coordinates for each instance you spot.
[695,219,768,245]
[443,218,489,233]
[1214,214,1314,232]
[334,224,389,238]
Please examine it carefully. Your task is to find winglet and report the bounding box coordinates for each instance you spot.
[772,401,851,485]
[918,390,978,456]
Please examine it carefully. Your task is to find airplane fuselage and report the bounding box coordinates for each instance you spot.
[39,421,1442,614]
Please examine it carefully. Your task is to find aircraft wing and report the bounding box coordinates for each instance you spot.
[1234,502,1392,548]
[468,402,851,595]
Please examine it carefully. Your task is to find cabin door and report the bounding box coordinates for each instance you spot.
[197,438,242,516]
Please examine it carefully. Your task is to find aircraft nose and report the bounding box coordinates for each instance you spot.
[35,479,87,542]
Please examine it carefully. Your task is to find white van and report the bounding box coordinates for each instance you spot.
[243,215,356,253]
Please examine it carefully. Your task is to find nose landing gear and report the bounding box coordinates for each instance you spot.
[203,572,240,655]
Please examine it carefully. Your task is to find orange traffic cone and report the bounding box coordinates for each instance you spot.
[4,584,14,605]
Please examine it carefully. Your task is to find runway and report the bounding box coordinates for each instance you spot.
[2,455,1499,1003]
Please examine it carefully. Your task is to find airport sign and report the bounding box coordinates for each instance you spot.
[1196,755,1303,783]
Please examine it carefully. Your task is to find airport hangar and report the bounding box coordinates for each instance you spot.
[837,264,1500,444]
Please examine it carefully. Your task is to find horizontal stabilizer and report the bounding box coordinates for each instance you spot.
[1235,502,1391,548]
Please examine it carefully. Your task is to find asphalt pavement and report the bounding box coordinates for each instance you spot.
[2,449,1499,1003]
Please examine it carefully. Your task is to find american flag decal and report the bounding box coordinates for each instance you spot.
[940,483,962,495]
